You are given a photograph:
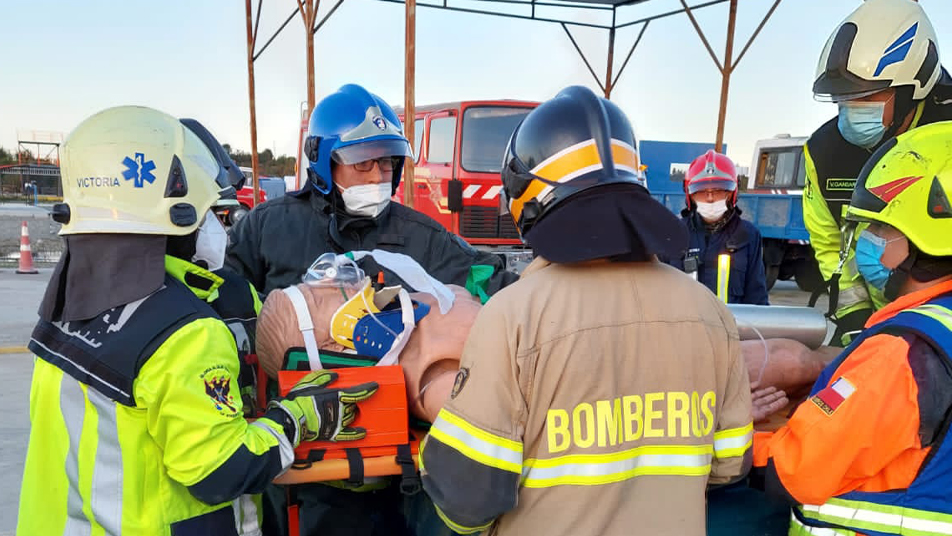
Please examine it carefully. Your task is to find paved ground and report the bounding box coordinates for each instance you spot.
[0,274,825,533]
[0,203,62,267]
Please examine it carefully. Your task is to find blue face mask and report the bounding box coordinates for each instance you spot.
[837,101,887,149]
[855,229,894,291]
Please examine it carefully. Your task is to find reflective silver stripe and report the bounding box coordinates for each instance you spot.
[805,502,902,529]
[251,420,294,474]
[802,501,952,535]
[232,495,262,536]
[833,285,870,311]
[713,424,753,457]
[522,449,712,487]
[430,411,522,472]
[912,304,952,328]
[60,376,91,536]
[32,338,130,400]
[87,387,123,536]
[790,514,854,535]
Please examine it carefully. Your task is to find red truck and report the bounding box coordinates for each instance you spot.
[396,100,538,266]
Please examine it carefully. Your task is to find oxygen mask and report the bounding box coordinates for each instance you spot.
[302,252,366,288]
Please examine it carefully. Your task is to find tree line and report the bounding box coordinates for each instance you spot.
[223,144,296,178]
[0,147,55,166]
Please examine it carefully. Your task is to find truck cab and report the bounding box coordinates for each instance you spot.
[741,135,822,291]
[396,100,537,243]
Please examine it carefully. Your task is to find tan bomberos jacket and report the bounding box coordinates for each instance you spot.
[421,257,753,536]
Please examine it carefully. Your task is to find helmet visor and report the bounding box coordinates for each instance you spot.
[687,178,737,195]
[814,86,893,103]
[332,138,412,166]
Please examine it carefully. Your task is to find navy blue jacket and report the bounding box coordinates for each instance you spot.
[669,208,769,305]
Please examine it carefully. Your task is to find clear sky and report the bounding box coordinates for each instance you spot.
[1,0,950,168]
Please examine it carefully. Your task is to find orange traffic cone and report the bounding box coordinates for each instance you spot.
[16,221,38,274]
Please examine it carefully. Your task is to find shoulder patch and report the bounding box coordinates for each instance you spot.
[201,364,240,418]
[810,377,856,416]
[451,367,470,399]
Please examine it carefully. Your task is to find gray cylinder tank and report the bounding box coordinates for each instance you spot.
[728,304,829,349]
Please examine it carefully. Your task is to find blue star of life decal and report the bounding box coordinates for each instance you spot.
[121,153,157,188]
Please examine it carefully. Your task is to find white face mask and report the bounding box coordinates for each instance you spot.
[696,200,728,222]
[193,210,228,271]
[339,183,392,218]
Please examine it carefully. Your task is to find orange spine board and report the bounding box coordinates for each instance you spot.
[278,365,409,451]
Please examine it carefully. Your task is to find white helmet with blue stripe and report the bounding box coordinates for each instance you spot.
[304,84,413,194]
[814,0,940,102]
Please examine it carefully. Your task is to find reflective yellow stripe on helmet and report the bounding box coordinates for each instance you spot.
[509,139,638,224]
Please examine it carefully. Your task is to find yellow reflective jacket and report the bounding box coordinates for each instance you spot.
[802,91,952,328]
[18,256,293,536]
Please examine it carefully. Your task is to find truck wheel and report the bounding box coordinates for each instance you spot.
[765,265,779,291]
[794,257,824,293]
[229,205,250,226]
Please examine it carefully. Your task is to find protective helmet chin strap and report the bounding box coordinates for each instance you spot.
[882,87,919,145]
[884,251,915,302]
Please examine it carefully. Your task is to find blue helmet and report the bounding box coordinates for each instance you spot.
[304,84,412,194]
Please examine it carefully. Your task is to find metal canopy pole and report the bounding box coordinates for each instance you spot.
[245,0,261,206]
[404,0,417,209]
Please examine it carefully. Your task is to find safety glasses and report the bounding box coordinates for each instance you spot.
[352,156,403,173]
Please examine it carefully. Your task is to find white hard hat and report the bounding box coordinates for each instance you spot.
[55,106,231,235]
[814,0,940,102]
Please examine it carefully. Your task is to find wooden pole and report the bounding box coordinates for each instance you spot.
[305,0,319,115]
[404,0,416,209]
[714,0,738,153]
[245,0,261,206]
[604,27,616,99]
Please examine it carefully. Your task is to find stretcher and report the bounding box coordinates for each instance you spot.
[255,361,424,487]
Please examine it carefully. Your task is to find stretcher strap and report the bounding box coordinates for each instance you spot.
[282,286,323,370]
[397,443,421,496]
[346,448,364,487]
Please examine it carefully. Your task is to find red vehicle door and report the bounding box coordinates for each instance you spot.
[410,109,458,232]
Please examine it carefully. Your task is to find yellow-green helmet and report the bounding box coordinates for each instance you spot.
[846,121,952,257]
[54,106,233,235]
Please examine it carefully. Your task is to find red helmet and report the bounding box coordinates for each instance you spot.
[684,150,738,208]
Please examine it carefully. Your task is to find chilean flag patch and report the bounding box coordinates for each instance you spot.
[811,377,856,416]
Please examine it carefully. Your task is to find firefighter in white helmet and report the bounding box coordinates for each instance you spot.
[803,0,952,345]
[17,106,375,535]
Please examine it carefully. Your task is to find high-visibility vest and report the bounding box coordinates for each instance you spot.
[793,295,952,536]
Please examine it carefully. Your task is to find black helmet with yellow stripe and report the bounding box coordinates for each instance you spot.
[500,86,687,263]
